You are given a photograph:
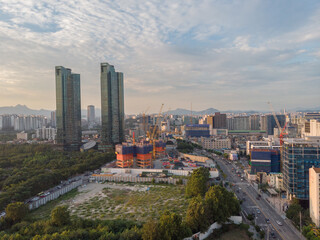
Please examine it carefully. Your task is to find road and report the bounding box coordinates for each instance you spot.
[213,154,303,240]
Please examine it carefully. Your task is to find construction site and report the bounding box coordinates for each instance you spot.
[115,104,167,169]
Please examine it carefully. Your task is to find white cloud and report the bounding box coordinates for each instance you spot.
[0,0,319,113]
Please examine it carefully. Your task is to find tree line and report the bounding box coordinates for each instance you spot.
[0,144,115,210]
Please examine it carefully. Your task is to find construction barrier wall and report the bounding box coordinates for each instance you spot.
[28,179,83,210]
[91,175,187,185]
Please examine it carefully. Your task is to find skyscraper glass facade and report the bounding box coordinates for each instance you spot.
[100,63,124,145]
[55,66,81,151]
[283,140,320,200]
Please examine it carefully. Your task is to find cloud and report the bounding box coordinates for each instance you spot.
[0,0,319,113]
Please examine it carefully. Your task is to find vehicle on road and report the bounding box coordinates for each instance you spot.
[270,232,276,238]
[256,209,261,214]
[276,220,283,226]
[265,218,270,223]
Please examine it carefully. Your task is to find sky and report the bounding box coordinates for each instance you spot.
[0,0,319,114]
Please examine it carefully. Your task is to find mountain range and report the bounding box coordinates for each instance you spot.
[0,105,318,118]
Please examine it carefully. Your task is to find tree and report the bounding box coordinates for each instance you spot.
[50,206,70,227]
[142,219,159,240]
[286,201,303,227]
[158,211,190,240]
[5,202,28,223]
[185,167,210,197]
[185,195,210,233]
[205,185,240,224]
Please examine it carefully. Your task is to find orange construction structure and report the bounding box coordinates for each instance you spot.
[115,144,134,168]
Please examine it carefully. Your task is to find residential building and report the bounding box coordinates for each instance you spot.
[100,63,125,145]
[36,127,57,141]
[303,120,320,137]
[283,139,320,200]
[213,112,227,129]
[227,116,250,130]
[87,105,95,123]
[51,111,56,128]
[55,66,81,151]
[250,115,260,130]
[309,166,320,227]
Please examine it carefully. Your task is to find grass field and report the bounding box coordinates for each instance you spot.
[69,183,189,222]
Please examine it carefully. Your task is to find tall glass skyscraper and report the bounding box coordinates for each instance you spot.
[100,63,125,145]
[55,66,81,151]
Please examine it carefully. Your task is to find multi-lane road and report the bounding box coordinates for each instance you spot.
[212,153,304,240]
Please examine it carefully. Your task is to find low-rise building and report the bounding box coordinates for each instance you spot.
[17,131,28,140]
[201,137,231,150]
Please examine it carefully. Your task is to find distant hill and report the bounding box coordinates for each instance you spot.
[164,107,219,115]
[0,105,102,118]
[0,105,52,117]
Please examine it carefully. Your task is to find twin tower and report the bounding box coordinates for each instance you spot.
[55,63,125,151]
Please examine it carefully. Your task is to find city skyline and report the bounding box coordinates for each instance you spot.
[0,1,320,114]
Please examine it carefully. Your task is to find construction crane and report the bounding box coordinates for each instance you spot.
[268,102,288,146]
[150,104,164,160]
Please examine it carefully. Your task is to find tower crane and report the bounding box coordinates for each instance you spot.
[268,102,288,146]
[150,104,164,161]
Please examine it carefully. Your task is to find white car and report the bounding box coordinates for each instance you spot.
[276,220,283,226]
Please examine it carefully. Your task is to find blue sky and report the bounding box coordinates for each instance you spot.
[0,0,319,114]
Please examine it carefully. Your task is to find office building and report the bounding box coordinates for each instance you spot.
[100,63,125,145]
[87,105,95,124]
[55,66,81,151]
[185,124,210,138]
[213,112,227,129]
[310,167,320,227]
[283,139,320,200]
[250,149,280,174]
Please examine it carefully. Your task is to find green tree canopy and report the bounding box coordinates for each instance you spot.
[205,185,240,223]
[185,195,210,233]
[142,219,159,240]
[185,167,210,197]
[158,211,190,240]
[5,202,28,223]
[50,206,70,227]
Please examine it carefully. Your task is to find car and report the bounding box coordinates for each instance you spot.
[270,232,276,238]
[256,209,261,214]
[265,218,270,223]
[276,220,283,226]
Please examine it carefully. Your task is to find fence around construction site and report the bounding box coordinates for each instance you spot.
[91,174,187,185]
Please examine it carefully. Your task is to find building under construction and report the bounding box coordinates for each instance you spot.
[115,140,166,169]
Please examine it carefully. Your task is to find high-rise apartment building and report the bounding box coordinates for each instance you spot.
[87,105,95,124]
[100,63,125,145]
[213,112,227,129]
[55,66,81,151]
[51,111,56,128]
[250,115,260,130]
[283,139,320,200]
[310,166,320,227]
